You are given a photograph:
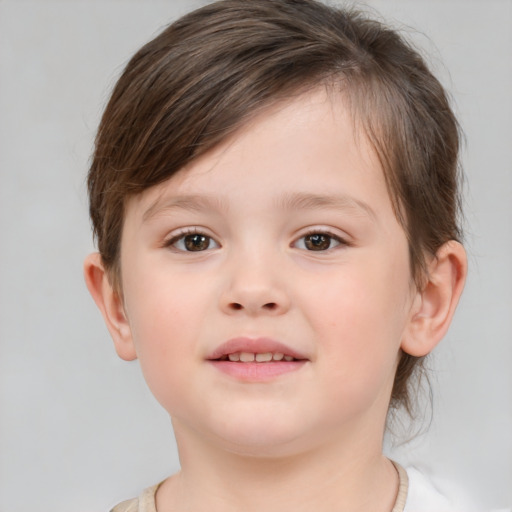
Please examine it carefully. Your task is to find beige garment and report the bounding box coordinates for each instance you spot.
[110,461,409,512]
[392,461,409,512]
[111,483,161,512]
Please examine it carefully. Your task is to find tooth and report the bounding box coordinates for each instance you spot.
[273,353,284,361]
[284,355,294,361]
[239,352,255,362]
[228,353,240,362]
[255,352,273,362]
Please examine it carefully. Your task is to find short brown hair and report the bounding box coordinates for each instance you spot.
[87,0,463,414]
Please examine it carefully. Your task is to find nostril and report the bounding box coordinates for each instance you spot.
[228,302,278,311]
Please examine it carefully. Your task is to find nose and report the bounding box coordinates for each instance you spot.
[219,253,290,316]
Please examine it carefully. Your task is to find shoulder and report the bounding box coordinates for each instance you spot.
[109,483,160,512]
[110,497,139,512]
[403,466,505,512]
[404,466,454,511]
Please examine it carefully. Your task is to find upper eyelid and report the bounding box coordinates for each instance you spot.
[295,227,351,243]
[163,227,220,247]
[165,226,214,239]
[301,228,344,239]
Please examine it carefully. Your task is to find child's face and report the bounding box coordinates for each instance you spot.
[116,88,418,455]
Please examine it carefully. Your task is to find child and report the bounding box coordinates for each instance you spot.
[84,1,467,510]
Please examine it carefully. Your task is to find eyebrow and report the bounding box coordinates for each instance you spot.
[276,192,377,221]
[142,192,377,222]
[142,194,228,222]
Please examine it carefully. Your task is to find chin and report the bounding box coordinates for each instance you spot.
[221,436,306,459]
[208,415,317,458]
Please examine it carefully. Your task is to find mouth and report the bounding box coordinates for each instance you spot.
[207,337,308,381]
[207,337,308,362]
[215,352,299,363]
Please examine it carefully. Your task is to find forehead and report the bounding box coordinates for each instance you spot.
[124,87,392,225]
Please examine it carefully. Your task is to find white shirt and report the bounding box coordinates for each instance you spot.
[404,466,511,512]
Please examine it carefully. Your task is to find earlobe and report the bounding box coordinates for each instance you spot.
[83,253,137,361]
[401,241,467,357]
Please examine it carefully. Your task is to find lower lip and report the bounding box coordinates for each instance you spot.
[208,360,307,381]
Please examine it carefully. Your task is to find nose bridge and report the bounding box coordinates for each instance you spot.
[220,242,289,315]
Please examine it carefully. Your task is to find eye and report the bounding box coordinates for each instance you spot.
[294,232,343,251]
[166,231,219,252]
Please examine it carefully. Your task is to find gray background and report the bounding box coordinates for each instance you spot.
[0,1,510,510]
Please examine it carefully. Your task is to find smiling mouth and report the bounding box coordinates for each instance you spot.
[207,337,309,376]
[216,352,300,363]
[208,339,307,380]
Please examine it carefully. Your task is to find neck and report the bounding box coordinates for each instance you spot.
[156,421,399,512]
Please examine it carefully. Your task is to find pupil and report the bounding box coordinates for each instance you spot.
[305,234,330,251]
[185,234,209,251]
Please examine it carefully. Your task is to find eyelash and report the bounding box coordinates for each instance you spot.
[164,228,220,252]
[164,228,349,253]
[293,229,349,252]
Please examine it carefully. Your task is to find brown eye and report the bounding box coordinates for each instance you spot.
[295,232,342,251]
[184,234,211,251]
[168,232,219,252]
[304,234,332,251]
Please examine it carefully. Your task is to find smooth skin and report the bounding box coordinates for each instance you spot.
[85,87,467,512]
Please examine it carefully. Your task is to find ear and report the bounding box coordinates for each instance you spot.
[401,241,467,357]
[83,253,137,361]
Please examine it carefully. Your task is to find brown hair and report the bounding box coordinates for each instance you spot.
[87,0,463,414]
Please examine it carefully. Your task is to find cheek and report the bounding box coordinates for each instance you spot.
[303,256,412,397]
[121,267,210,406]
[124,259,208,339]
[309,256,410,337]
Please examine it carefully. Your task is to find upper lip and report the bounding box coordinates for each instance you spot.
[207,337,309,361]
